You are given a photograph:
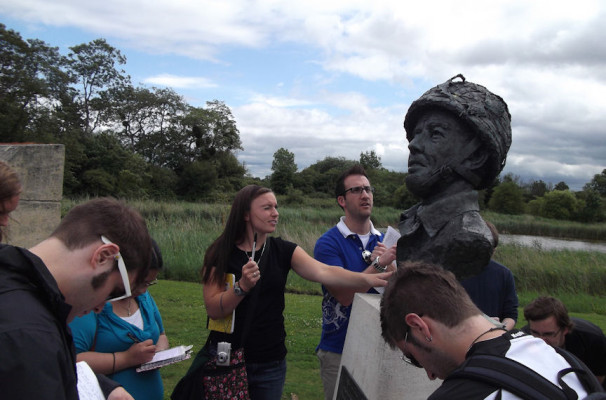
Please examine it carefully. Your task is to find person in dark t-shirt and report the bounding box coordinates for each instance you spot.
[523,295,606,387]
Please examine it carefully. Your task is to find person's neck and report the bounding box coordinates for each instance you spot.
[239,232,268,251]
[30,237,95,322]
[453,316,507,362]
[29,237,75,294]
[113,297,135,316]
[343,215,371,235]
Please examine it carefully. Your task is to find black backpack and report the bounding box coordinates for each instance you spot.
[445,347,606,400]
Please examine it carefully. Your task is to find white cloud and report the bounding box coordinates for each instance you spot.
[2,0,605,190]
[143,74,217,89]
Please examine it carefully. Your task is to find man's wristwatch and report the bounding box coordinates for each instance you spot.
[234,281,248,296]
[372,256,387,272]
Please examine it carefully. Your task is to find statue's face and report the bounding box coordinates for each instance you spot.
[406,109,474,197]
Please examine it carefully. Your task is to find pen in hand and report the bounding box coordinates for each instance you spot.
[251,232,257,260]
[127,332,141,343]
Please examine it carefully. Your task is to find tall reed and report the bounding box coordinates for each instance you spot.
[62,199,606,297]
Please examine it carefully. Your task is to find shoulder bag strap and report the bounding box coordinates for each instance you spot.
[555,347,606,395]
[446,354,569,400]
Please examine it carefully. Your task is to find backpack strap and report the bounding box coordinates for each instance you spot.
[446,354,570,400]
[554,347,606,395]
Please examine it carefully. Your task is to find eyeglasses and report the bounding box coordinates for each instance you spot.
[101,235,132,302]
[530,328,561,338]
[342,185,375,196]
[401,330,422,368]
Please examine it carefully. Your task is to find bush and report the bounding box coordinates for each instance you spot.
[488,181,525,214]
[540,190,579,220]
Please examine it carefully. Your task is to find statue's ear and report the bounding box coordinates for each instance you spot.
[464,149,489,170]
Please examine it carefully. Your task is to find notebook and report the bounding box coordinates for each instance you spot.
[136,345,193,372]
[206,273,236,333]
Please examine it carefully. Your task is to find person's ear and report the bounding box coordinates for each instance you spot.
[93,243,119,270]
[405,313,432,340]
[337,195,346,208]
[244,211,250,222]
[405,313,425,330]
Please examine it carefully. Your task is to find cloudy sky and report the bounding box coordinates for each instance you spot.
[2,0,605,190]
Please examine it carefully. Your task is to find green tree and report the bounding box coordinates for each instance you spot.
[393,183,419,209]
[0,24,73,142]
[584,169,606,196]
[214,151,247,192]
[177,160,217,200]
[74,133,149,197]
[360,150,382,170]
[540,190,580,220]
[183,100,242,162]
[303,157,355,195]
[368,168,407,207]
[271,148,297,194]
[68,38,129,134]
[488,181,525,214]
[526,179,549,201]
[109,85,188,168]
[574,190,604,222]
[554,181,569,191]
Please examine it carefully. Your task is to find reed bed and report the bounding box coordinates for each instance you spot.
[63,198,606,299]
[483,211,606,241]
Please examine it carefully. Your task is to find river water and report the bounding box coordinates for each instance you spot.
[500,234,606,254]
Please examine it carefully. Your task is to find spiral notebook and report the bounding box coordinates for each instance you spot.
[206,273,236,333]
[136,345,193,372]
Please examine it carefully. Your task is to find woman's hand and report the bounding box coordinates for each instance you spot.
[125,339,156,365]
[365,271,393,287]
[238,259,261,292]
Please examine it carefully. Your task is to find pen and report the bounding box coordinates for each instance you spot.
[128,332,141,343]
[251,232,257,260]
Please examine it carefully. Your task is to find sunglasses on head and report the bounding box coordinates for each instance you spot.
[101,235,132,302]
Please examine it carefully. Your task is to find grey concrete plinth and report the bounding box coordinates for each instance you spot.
[1,144,65,248]
[335,293,441,400]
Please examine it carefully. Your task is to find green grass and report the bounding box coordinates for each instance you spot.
[59,199,606,398]
[149,280,325,400]
[151,280,606,400]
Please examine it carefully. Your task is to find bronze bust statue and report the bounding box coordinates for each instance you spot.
[397,74,512,279]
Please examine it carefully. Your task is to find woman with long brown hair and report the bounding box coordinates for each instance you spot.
[201,185,391,399]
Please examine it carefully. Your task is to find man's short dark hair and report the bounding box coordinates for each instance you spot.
[335,164,368,199]
[380,261,480,348]
[51,197,152,286]
[524,296,574,330]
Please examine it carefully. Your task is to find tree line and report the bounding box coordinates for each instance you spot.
[1,24,604,223]
[271,148,606,223]
[1,24,247,200]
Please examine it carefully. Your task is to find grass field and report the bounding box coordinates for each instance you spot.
[60,199,606,399]
[151,280,606,400]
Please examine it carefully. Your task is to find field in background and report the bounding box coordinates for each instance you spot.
[151,281,606,400]
[60,199,606,398]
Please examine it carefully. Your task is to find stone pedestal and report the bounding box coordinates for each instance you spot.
[334,293,441,400]
[0,144,65,248]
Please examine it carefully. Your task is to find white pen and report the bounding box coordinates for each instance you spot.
[251,232,257,260]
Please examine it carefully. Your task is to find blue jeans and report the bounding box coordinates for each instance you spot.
[246,358,287,400]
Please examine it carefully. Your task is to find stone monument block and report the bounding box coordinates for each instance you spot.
[0,144,65,248]
[335,293,440,399]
